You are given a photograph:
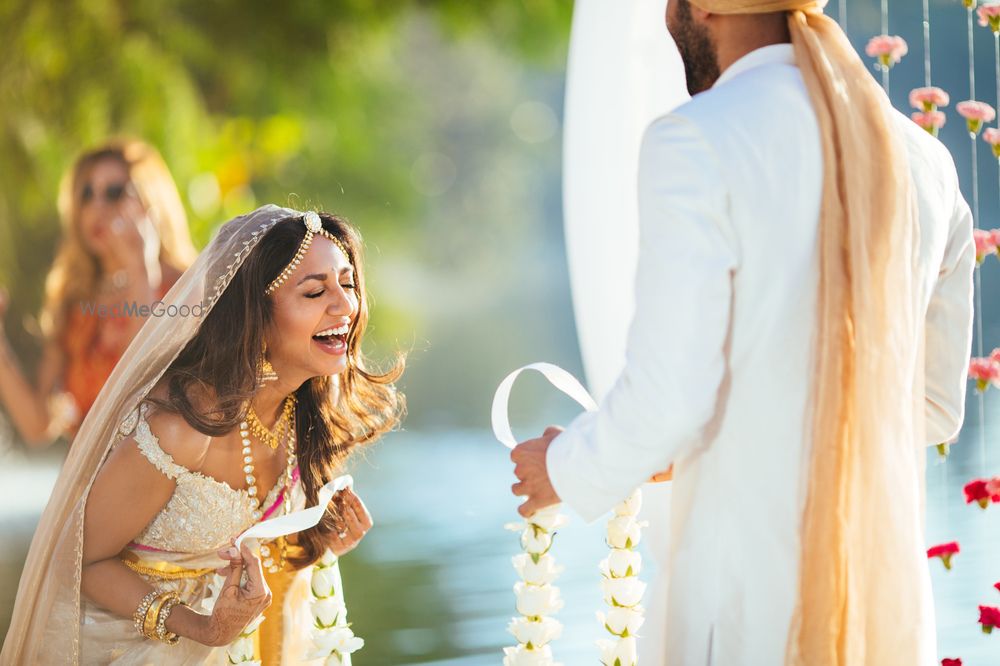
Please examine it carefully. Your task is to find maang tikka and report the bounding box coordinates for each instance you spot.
[264,211,352,296]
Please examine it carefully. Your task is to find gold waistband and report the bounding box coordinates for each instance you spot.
[120,550,216,580]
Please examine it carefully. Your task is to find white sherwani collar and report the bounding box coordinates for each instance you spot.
[715,43,796,88]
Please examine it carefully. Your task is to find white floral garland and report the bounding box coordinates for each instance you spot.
[597,489,647,666]
[503,504,567,666]
[306,549,364,665]
[199,548,361,665]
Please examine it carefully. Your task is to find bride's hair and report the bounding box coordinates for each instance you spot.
[149,211,404,568]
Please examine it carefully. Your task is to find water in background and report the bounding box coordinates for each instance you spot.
[2,413,998,664]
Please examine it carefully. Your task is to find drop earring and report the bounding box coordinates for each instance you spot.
[259,344,278,387]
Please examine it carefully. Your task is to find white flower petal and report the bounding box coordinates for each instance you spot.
[601,577,647,608]
[311,566,339,599]
[513,553,564,585]
[313,597,347,628]
[606,515,642,549]
[614,490,643,517]
[597,636,637,666]
[319,549,339,568]
[508,615,563,647]
[515,582,565,617]
[503,643,556,666]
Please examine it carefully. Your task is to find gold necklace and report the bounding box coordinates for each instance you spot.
[245,395,296,450]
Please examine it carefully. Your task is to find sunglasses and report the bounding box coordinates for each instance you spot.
[80,181,133,204]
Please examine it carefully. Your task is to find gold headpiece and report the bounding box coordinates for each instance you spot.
[264,211,352,296]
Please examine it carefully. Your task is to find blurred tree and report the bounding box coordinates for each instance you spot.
[0,0,572,398]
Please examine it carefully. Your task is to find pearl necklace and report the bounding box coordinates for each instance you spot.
[240,400,297,573]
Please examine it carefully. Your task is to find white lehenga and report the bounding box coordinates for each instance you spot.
[77,402,322,664]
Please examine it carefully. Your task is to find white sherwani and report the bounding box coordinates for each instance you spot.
[547,44,974,665]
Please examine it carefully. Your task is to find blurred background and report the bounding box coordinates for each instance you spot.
[2,0,1000,664]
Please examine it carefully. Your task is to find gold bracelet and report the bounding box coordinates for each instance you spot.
[132,590,160,638]
[142,592,173,639]
[155,595,185,645]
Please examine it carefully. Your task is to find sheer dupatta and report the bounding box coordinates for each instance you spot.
[686,1,926,663]
[1,205,300,665]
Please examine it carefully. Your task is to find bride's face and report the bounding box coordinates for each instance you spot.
[266,236,358,380]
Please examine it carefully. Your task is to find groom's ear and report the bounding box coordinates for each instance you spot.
[692,6,712,22]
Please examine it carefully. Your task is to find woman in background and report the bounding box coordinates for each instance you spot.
[0,138,197,445]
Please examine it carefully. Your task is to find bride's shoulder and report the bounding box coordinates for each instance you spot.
[138,392,212,474]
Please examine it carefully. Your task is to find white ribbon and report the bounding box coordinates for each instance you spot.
[491,362,598,449]
[234,475,354,548]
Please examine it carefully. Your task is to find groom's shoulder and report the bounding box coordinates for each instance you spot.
[891,108,957,180]
[666,65,814,147]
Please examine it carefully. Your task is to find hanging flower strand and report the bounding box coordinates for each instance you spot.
[984,128,1000,157]
[973,228,1000,263]
[957,100,997,134]
[503,504,566,666]
[978,2,1000,32]
[597,489,647,666]
[927,541,961,570]
[963,477,1000,508]
[979,605,1000,633]
[865,35,908,70]
[910,87,950,136]
[969,356,1000,392]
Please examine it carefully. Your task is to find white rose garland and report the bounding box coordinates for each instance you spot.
[305,549,364,665]
[597,489,647,666]
[503,504,567,666]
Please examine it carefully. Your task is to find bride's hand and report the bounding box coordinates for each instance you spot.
[323,488,373,556]
[200,542,272,647]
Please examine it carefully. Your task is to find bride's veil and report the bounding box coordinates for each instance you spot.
[1,204,301,664]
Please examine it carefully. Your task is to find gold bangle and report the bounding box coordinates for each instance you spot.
[132,590,160,638]
[155,595,185,644]
[142,592,173,639]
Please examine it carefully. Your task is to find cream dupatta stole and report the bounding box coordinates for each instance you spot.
[1,205,324,665]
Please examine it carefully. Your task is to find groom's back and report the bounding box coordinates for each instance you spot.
[654,47,969,665]
[656,49,825,666]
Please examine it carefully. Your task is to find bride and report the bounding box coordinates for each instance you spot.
[1,205,404,664]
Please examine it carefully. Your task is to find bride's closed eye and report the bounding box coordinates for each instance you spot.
[304,282,354,298]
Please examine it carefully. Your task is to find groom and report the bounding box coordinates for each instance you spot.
[511,1,974,664]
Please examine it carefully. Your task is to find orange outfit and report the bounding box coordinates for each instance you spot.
[61,279,174,434]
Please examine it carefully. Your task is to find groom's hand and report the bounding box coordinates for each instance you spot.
[511,426,563,518]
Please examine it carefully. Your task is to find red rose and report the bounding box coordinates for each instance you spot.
[942,658,962,666]
[979,605,1000,633]
[995,581,1000,595]
[927,542,960,570]
[964,479,999,509]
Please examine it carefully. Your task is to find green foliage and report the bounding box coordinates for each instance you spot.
[0,0,572,387]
